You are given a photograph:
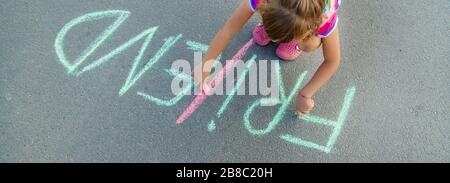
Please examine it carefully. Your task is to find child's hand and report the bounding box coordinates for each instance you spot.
[296,93,315,116]
[192,64,211,90]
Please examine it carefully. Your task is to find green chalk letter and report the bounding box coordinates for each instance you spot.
[244,62,308,136]
[138,69,193,107]
[55,10,130,74]
[279,86,356,153]
[55,10,183,96]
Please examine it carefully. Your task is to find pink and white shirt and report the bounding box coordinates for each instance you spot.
[249,0,341,38]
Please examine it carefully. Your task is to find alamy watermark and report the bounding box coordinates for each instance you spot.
[170,52,281,106]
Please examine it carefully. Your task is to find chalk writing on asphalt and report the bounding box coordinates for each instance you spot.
[54,10,356,153]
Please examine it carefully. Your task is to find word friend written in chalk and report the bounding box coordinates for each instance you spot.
[54,10,356,153]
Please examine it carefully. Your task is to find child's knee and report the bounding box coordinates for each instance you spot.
[301,44,320,53]
[299,37,321,53]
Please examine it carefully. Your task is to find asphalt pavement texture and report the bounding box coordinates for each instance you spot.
[0,0,449,162]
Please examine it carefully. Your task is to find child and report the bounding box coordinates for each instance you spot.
[193,0,341,116]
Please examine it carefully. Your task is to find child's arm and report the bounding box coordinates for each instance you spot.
[296,27,341,115]
[193,0,254,86]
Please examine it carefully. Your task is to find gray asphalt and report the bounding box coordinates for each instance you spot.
[0,0,449,162]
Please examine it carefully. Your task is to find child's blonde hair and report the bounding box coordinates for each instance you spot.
[258,0,328,42]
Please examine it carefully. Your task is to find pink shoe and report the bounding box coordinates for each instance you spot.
[252,24,271,46]
[276,40,303,61]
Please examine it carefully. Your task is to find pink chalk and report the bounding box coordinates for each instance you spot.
[176,39,255,125]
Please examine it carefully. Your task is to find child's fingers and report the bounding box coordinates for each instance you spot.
[299,106,312,113]
[298,109,311,116]
[193,79,199,86]
[195,78,202,85]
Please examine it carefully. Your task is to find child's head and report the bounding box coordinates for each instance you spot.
[259,0,327,42]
